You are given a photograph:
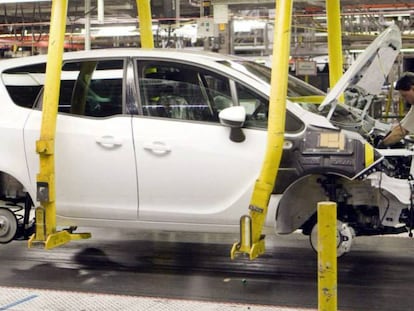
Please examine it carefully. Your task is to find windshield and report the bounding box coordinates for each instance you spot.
[220,58,383,137]
[219,52,397,145]
[220,59,325,97]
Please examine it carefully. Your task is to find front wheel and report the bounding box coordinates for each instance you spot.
[0,207,18,243]
[309,220,355,257]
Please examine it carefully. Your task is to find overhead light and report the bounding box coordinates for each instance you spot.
[87,26,138,37]
[349,49,364,53]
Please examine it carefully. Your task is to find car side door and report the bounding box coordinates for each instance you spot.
[132,59,268,226]
[23,58,138,220]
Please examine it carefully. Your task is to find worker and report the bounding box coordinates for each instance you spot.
[381,72,414,146]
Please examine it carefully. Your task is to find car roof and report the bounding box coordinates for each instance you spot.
[0,48,240,70]
[64,48,240,63]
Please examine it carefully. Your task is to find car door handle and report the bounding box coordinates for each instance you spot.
[143,142,171,155]
[96,136,122,148]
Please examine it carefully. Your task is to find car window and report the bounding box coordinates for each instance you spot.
[213,60,306,132]
[236,82,268,128]
[58,59,124,117]
[31,59,124,118]
[137,60,234,122]
[235,82,304,132]
[2,63,46,108]
[220,59,325,97]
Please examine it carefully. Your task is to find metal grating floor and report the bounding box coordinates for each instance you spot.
[0,286,315,311]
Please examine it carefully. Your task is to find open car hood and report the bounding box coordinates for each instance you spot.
[318,25,402,126]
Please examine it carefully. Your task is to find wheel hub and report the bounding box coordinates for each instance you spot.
[0,215,10,234]
[310,220,355,257]
[0,208,18,243]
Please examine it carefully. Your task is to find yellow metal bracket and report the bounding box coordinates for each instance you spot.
[230,215,266,260]
[29,228,91,250]
[36,138,54,155]
[231,179,274,259]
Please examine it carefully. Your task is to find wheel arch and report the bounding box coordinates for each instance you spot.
[275,173,347,234]
[0,170,35,203]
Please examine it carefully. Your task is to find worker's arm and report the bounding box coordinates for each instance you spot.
[381,124,408,146]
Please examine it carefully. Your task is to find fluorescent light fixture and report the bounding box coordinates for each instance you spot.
[87,25,138,37]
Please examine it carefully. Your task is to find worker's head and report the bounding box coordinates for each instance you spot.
[396,72,414,105]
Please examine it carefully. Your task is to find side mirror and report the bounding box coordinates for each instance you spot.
[219,106,246,143]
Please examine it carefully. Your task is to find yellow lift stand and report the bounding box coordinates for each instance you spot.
[231,0,293,260]
[28,0,90,249]
[231,0,345,261]
[28,0,155,249]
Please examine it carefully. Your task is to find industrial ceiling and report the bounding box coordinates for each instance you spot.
[0,0,412,52]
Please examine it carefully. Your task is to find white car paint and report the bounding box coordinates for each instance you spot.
[23,113,138,221]
[0,26,412,256]
[0,48,330,233]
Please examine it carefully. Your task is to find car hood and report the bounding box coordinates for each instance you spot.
[318,24,402,121]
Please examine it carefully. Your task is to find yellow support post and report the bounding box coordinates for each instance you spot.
[136,0,154,48]
[318,201,337,311]
[326,0,344,89]
[28,0,90,249]
[231,0,293,260]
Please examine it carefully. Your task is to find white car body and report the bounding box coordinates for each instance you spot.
[0,25,411,255]
[0,49,332,233]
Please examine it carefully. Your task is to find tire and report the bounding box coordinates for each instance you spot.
[0,207,18,243]
[309,220,355,257]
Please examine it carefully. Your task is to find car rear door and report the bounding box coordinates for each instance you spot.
[23,58,138,220]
